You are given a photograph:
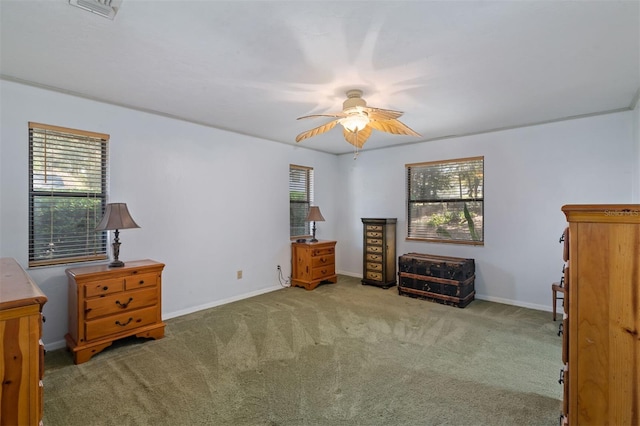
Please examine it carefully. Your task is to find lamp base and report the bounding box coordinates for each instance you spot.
[108,259,125,268]
[309,238,318,242]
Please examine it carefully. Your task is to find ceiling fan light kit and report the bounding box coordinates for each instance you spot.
[69,0,121,20]
[341,114,370,132]
[295,89,420,156]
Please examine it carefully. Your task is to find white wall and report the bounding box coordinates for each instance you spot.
[2,79,637,349]
[0,80,339,349]
[334,111,636,311]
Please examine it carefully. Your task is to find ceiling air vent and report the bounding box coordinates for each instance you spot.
[69,0,121,20]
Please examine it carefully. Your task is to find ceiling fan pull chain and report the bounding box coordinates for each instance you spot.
[353,128,360,159]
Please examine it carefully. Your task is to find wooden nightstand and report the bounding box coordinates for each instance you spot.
[291,240,337,290]
[65,259,165,364]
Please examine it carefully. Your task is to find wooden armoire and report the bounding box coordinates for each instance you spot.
[560,204,639,425]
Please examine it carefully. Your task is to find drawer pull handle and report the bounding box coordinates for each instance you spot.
[115,297,134,309]
[320,258,327,263]
[102,286,109,291]
[139,280,145,285]
[115,317,133,327]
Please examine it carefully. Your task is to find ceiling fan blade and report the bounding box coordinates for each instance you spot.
[343,126,372,148]
[297,112,346,120]
[295,119,340,142]
[361,107,404,121]
[368,118,421,137]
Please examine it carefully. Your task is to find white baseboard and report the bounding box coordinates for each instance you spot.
[337,271,551,313]
[163,285,283,321]
[475,293,552,312]
[46,340,68,351]
[335,270,362,278]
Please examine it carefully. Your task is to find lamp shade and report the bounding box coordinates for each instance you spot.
[305,206,325,222]
[95,203,140,231]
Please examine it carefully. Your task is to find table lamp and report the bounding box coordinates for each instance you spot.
[95,203,140,267]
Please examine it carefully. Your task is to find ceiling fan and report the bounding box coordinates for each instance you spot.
[295,89,421,151]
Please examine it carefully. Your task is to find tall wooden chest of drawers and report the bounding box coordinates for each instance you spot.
[361,218,397,288]
[65,259,165,364]
[560,204,640,425]
[291,240,337,290]
[0,258,48,426]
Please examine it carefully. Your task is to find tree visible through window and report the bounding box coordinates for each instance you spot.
[29,122,109,267]
[289,165,313,238]
[406,156,484,244]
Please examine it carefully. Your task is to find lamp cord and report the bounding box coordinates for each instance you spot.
[278,267,291,288]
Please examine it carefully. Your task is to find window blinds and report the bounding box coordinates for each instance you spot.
[289,165,314,238]
[28,122,109,266]
[406,156,484,244]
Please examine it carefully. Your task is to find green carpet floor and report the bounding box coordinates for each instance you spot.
[43,275,562,425]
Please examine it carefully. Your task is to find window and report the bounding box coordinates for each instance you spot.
[289,164,314,238]
[406,156,484,245]
[29,122,109,267]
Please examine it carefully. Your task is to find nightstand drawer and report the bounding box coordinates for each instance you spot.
[312,255,334,268]
[85,278,124,298]
[367,245,383,254]
[85,287,158,320]
[366,225,383,232]
[366,231,382,238]
[312,264,335,280]
[86,306,158,341]
[366,253,382,262]
[125,272,158,290]
[312,247,334,257]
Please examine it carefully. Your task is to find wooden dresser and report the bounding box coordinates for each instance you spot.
[560,204,639,425]
[0,258,47,426]
[65,259,165,364]
[361,218,397,288]
[291,240,337,290]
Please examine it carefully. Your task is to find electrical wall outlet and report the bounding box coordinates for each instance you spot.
[237,270,242,279]
[277,265,281,271]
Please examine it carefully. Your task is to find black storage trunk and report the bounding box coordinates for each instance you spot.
[398,253,475,308]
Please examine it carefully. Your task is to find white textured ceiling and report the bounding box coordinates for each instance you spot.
[1,0,639,155]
